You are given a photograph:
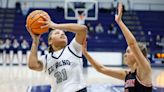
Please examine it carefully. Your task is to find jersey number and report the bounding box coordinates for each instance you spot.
[54,69,67,84]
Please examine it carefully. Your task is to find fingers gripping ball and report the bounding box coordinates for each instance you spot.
[26,10,50,35]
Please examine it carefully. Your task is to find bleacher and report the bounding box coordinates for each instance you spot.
[0,8,15,37]
[0,8,164,53]
[136,11,164,52]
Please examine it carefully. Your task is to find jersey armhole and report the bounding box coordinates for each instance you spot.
[136,75,152,87]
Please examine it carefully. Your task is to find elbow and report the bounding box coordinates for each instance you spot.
[28,63,35,70]
[78,25,87,37]
[81,25,88,33]
[28,60,42,71]
[28,64,34,70]
[28,61,36,70]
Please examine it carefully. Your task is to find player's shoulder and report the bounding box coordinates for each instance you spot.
[65,45,82,58]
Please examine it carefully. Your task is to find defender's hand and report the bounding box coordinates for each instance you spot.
[115,3,123,23]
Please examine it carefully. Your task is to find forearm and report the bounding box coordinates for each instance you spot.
[117,20,137,46]
[28,40,39,68]
[83,51,104,71]
[52,23,87,33]
[83,50,126,80]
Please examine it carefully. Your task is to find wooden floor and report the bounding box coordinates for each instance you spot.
[0,65,163,92]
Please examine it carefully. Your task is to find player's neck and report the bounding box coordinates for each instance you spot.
[52,45,64,51]
[129,63,137,73]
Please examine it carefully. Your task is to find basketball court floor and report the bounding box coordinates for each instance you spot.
[0,65,163,92]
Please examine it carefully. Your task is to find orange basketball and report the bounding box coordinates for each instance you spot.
[26,10,50,35]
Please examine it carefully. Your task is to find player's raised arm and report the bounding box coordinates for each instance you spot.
[26,26,43,71]
[82,39,126,80]
[115,3,151,73]
[39,15,87,45]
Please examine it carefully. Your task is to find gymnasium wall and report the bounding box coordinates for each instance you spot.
[1,0,164,11]
[88,52,122,66]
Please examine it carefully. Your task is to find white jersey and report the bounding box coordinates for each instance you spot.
[39,38,87,92]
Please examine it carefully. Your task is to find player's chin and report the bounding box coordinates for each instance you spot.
[123,58,128,65]
[60,40,67,46]
[123,60,127,65]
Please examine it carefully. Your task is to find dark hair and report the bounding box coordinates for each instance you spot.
[48,45,54,53]
[47,30,54,53]
[138,42,147,57]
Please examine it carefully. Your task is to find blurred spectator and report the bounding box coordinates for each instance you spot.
[15,1,22,14]
[19,35,24,42]
[118,34,123,40]
[87,23,94,33]
[156,36,164,51]
[162,37,164,51]
[141,31,145,36]
[156,35,161,42]
[77,12,86,25]
[20,39,29,65]
[21,1,29,16]
[0,39,5,63]
[11,39,20,64]
[95,23,104,33]
[4,39,12,65]
[86,23,94,38]
[111,0,118,15]
[161,36,164,43]
[107,23,117,35]
[39,41,47,55]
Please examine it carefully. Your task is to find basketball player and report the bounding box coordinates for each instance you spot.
[82,3,152,92]
[11,39,20,64]
[20,39,29,65]
[26,15,88,92]
[4,38,12,65]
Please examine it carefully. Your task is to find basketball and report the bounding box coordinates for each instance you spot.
[26,10,50,35]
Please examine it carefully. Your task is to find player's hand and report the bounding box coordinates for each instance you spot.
[38,14,56,29]
[82,38,87,54]
[115,3,123,23]
[26,25,41,42]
